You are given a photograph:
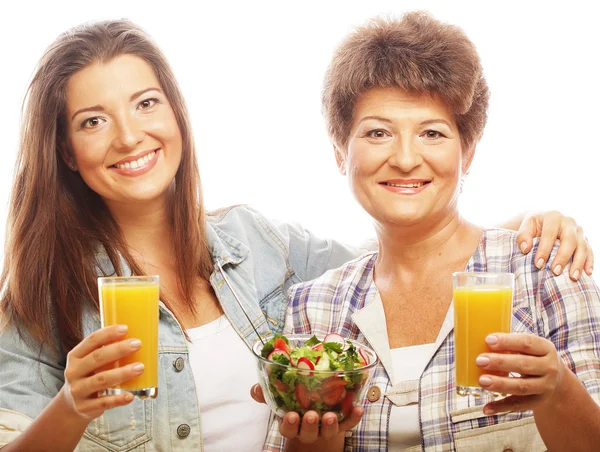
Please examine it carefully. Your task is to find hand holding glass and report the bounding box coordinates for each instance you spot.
[453,272,513,397]
[98,276,160,399]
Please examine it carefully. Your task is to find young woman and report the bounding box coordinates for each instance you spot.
[0,19,592,451]
[259,12,600,452]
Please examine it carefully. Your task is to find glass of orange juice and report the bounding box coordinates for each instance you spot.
[98,275,160,399]
[453,272,513,397]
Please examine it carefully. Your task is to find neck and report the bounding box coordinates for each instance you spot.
[374,209,481,278]
[105,196,173,264]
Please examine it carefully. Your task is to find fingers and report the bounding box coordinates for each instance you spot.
[320,412,342,441]
[75,392,135,419]
[476,352,547,376]
[298,412,320,443]
[69,338,142,380]
[338,405,365,431]
[250,384,266,404]
[533,212,562,270]
[515,214,538,255]
[279,411,301,439]
[546,218,584,278]
[479,373,552,401]
[482,394,542,415]
[69,325,128,359]
[564,228,589,280]
[484,333,549,356]
[584,247,594,276]
[71,363,145,398]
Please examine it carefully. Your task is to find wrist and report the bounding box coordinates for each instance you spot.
[56,387,92,427]
[536,361,575,413]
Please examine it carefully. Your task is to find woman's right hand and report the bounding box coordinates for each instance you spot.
[60,324,144,420]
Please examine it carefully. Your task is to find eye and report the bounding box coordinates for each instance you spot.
[138,97,159,110]
[366,129,389,139]
[81,117,106,129]
[423,130,445,139]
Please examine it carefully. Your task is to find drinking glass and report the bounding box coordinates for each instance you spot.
[98,275,160,399]
[453,272,513,397]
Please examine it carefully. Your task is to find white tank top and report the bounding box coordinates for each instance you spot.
[187,315,270,452]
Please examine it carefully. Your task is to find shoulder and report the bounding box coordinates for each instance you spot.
[206,204,282,247]
[287,252,377,310]
[479,227,555,275]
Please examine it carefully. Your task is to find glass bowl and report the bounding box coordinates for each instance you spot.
[252,334,379,421]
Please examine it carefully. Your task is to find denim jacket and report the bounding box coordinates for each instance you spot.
[0,205,364,451]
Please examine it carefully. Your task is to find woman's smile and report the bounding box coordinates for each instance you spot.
[379,179,432,195]
[110,148,160,176]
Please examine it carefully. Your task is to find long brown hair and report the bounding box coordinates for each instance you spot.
[0,19,213,355]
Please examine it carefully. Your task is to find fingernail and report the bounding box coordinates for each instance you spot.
[588,267,594,275]
[132,363,144,373]
[326,417,335,425]
[476,356,490,367]
[287,416,297,425]
[117,325,128,334]
[479,376,493,386]
[124,392,134,401]
[536,258,545,269]
[306,415,316,424]
[129,339,142,349]
[553,264,562,276]
[520,241,528,253]
[485,335,498,345]
[483,406,495,415]
[572,269,580,280]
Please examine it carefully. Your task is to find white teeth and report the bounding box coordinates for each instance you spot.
[114,151,157,170]
[387,182,424,188]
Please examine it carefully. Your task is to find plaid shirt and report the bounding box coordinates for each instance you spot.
[263,228,600,451]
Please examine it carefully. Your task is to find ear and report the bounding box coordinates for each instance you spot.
[334,145,347,175]
[462,145,476,175]
[58,141,78,172]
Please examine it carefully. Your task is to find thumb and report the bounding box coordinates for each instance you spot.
[250,384,266,404]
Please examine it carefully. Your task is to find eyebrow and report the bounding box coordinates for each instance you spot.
[70,87,163,121]
[357,116,452,128]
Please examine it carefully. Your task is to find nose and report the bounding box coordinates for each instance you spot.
[387,136,423,172]
[112,113,145,151]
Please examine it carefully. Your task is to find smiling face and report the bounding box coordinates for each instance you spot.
[66,54,182,209]
[338,86,472,229]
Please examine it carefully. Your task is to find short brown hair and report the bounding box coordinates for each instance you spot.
[322,11,489,157]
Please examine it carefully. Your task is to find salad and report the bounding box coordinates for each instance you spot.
[259,333,371,418]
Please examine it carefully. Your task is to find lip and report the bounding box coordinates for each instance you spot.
[379,178,431,195]
[111,148,159,166]
[109,149,160,177]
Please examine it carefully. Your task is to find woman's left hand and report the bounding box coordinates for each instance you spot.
[516,211,594,281]
[475,333,568,415]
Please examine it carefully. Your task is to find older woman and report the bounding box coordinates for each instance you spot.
[259,12,600,452]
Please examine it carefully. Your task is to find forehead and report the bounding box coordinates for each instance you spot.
[353,86,455,123]
[66,54,160,113]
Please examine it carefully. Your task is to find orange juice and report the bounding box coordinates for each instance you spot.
[454,285,512,389]
[100,280,159,393]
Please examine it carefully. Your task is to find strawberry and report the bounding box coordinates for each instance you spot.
[295,383,311,409]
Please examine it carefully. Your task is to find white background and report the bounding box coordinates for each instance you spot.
[0,0,598,252]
